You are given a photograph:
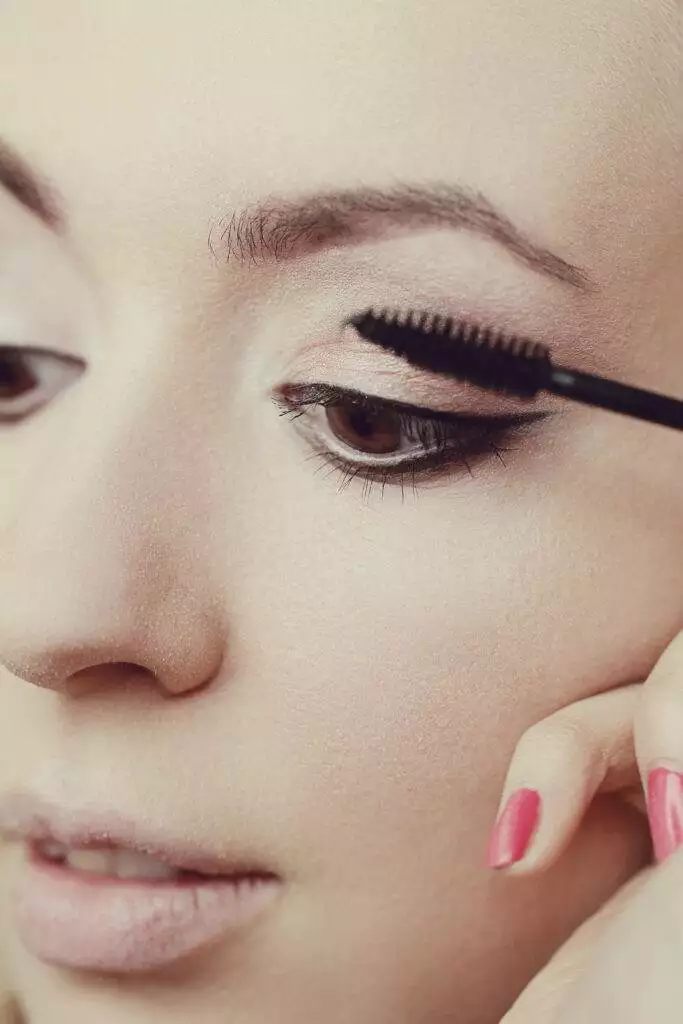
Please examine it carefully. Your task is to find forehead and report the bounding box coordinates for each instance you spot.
[0,0,680,267]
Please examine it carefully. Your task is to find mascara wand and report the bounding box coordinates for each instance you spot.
[351,309,683,432]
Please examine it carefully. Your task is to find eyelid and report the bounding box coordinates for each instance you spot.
[275,379,552,498]
[293,324,561,418]
[275,381,552,428]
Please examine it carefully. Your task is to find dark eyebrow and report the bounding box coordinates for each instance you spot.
[209,183,591,290]
[0,138,63,230]
[0,139,588,291]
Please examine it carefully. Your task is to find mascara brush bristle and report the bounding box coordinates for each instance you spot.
[352,308,552,400]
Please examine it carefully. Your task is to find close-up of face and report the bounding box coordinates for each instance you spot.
[0,2,681,1022]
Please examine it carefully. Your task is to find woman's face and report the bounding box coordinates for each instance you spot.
[0,2,681,1021]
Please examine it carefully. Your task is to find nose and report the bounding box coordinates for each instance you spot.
[0,376,226,697]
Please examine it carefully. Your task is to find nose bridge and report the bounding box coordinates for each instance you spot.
[20,338,190,569]
[0,333,226,693]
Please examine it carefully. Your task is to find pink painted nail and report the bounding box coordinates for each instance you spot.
[485,788,541,869]
[647,768,683,862]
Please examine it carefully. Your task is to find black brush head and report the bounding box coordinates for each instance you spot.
[350,308,552,400]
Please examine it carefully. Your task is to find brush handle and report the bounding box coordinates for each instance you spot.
[547,366,683,431]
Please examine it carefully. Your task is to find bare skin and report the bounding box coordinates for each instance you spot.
[0,2,681,1022]
[500,632,683,1021]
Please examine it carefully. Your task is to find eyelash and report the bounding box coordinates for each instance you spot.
[274,382,545,500]
[0,334,544,501]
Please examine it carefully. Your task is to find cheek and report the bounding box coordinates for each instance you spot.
[230,422,682,852]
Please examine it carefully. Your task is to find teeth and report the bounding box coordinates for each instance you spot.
[66,848,179,881]
[111,851,180,881]
[46,846,180,881]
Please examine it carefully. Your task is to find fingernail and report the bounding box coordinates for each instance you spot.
[647,767,683,862]
[485,788,541,869]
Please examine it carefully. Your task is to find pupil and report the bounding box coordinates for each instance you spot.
[327,404,401,455]
[0,350,36,398]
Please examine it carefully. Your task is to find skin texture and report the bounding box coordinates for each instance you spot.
[0,1,681,1021]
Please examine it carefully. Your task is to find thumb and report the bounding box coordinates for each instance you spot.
[501,868,652,1023]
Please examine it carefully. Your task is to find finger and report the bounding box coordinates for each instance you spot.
[501,867,653,1023]
[552,850,683,1024]
[486,684,643,875]
[634,630,683,862]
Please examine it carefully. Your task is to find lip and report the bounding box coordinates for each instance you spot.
[0,790,270,876]
[0,791,282,973]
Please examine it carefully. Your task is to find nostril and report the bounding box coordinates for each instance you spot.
[0,653,151,693]
[65,662,150,697]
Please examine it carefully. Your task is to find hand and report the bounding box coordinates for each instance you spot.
[490,629,683,1022]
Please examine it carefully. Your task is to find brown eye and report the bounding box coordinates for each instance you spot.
[0,348,38,398]
[0,346,85,423]
[325,402,403,455]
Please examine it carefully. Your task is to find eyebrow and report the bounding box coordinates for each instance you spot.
[0,136,590,290]
[209,183,592,289]
[0,138,63,230]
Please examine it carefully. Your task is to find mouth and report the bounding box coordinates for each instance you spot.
[0,789,277,878]
[0,791,282,974]
[31,838,276,886]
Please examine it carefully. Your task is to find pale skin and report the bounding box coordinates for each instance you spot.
[0,2,681,1023]
[502,632,683,1022]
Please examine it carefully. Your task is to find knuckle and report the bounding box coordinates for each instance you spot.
[643,630,683,694]
[636,683,683,754]
[639,673,681,726]
[635,633,683,747]
[636,687,666,735]
[514,714,593,774]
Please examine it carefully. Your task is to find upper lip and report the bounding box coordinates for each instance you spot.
[0,790,278,879]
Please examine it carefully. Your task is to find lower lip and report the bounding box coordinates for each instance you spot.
[12,844,281,973]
